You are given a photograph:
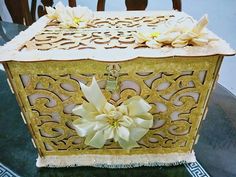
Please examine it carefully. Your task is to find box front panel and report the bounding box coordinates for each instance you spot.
[5,56,221,156]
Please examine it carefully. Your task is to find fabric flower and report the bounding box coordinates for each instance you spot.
[46,2,66,20]
[171,15,209,47]
[133,32,163,48]
[72,77,153,150]
[133,15,215,48]
[46,2,93,28]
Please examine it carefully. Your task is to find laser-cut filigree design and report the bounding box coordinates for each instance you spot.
[21,15,174,51]
[90,15,174,28]
[6,56,220,156]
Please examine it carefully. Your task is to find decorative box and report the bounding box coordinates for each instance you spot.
[0,9,234,168]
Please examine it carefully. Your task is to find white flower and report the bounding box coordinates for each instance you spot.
[172,15,209,47]
[46,2,93,28]
[133,15,215,48]
[46,2,65,20]
[72,77,153,150]
[146,39,163,49]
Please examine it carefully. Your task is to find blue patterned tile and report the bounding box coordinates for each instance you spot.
[0,163,19,177]
[184,161,210,177]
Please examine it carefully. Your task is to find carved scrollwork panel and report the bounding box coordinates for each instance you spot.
[21,15,175,51]
[6,56,221,155]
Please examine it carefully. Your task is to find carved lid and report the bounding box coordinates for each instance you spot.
[0,11,235,62]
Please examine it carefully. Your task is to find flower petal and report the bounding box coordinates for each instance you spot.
[85,130,106,148]
[116,126,130,141]
[78,22,87,28]
[124,96,152,116]
[156,32,180,44]
[172,31,198,47]
[80,77,107,113]
[95,114,107,121]
[119,115,133,127]
[103,102,116,114]
[191,37,208,46]
[113,130,119,142]
[46,7,57,19]
[129,127,149,141]
[104,125,114,139]
[136,112,153,120]
[93,121,108,131]
[117,104,128,115]
[133,32,151,44]
[146,40,163,49]
[192,15,208,34]
[73,6,93,21]
[55,1,65,10]
[118,138,139,150]
[73,120,95,137]
[134,116,153,128]
[72,103,97,120]
[82,102,98,112]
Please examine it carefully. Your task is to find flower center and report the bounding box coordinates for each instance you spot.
[150,31,160,38]
[107,111,122,127]
[73,17,81,24]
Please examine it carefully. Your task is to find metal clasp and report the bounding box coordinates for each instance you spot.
[105,64,120,92]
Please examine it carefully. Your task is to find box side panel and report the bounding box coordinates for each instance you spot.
[191,55,223,149]
[6,56,221,156]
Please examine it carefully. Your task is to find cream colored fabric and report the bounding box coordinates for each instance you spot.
[72,77,153,149]
[36,152,196,168]
[46,2,93,28]
[133,15,217,48]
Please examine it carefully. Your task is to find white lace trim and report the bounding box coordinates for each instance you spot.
[36,152,196,168]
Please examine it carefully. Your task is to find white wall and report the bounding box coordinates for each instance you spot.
[1,0,236,95]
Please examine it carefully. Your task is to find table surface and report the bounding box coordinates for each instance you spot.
[0,21,236,177]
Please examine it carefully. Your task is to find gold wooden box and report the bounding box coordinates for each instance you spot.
[0,11,234,167]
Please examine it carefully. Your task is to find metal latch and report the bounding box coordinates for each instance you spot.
[105,64,120,93]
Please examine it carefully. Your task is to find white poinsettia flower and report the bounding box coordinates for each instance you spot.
[133,32,151,44]
[133,31,163,48]
[58,8,77,28]
[133,15,215,48]
[72,77,153,150]
[146,39,163,48]
[172,31,198,47]
[172,15,211,47]
[46,2,93,28]
[45,7,57,19]
[155,32,181,44]
[71,6,93,22]
[46,2,65,20]
[167,16,194,34]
